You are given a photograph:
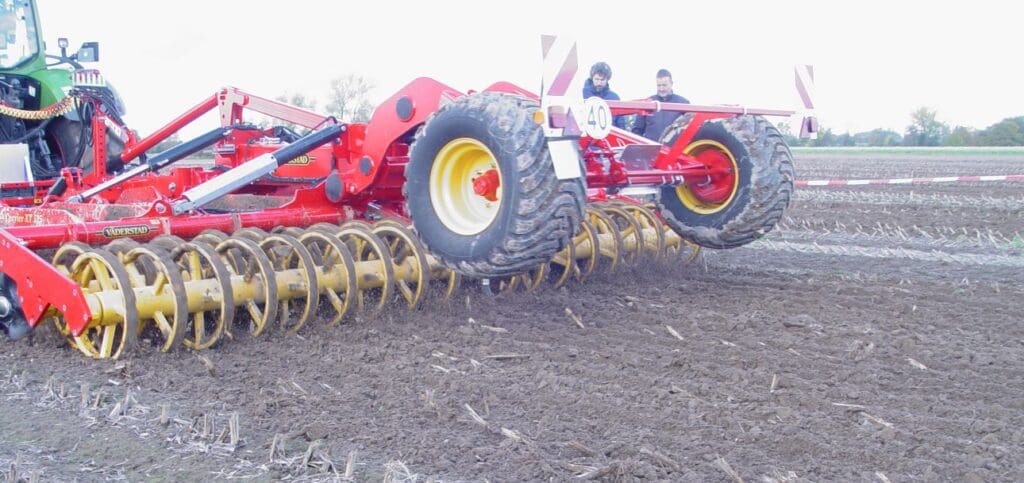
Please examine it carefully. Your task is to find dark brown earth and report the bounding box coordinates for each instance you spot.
[2,151,1023,482]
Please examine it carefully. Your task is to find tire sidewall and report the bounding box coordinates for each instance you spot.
[659,121,753,228]
[406,108,522,262]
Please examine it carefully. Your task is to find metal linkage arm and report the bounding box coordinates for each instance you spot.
[607,100,794,118]
[173,124,344,214]
[69,126,233,203]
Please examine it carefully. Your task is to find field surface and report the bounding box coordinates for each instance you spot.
[2,151,1022,482]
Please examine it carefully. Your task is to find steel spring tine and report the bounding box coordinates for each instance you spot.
[273,225,307,238]
[371,223,430,310]
[149,235,188,253]
[48,242,93,341]
[233,227,271,243]
[439,270,461,301]
[104,239,154,292]
[621,203,666,260]
[685,242,702,263]
[171,241,234,350]
[380,218,464,302]
[517,263,549,293]
[67,248,138,359]
[103,238,143,260]
[572,220,600,283]
[194,229,229,246]
[215,237,278,338]
[298,229,357,327]
[547,237,575,290]
[341,219,375,233]
[585,207,622,273]
[308,222,342,234]
[601,204,644,265]
[373,218,457,300]
[258,233,319,335]
[372,217,411,229]
[124,245,189,352]
[335,222,394,313]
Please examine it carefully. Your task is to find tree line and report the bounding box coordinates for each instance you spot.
[779,108,1024,147]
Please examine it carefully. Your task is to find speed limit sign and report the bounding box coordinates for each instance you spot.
[581,97,612,140]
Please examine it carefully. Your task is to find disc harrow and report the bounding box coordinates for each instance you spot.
[1,37,797,360]
[36,205,697,359]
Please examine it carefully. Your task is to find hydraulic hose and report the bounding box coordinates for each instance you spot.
[0,95,75,120]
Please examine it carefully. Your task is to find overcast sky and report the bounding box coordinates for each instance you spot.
[36,0,1023,139]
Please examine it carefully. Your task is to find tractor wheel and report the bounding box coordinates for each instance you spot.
[657,115,794,249]
[404,92,586,278]
[47,117,126,176]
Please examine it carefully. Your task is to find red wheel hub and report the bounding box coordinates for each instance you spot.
[689,148,736,204]
[472,169,501,202]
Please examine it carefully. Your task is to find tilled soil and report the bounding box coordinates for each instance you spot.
[2,152,1023,482]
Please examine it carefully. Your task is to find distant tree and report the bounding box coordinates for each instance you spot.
[836,132,855,146]
[978,116,1024,146]
[903,107,949,146]
[775,120,792,135]
[854,128,902,146]
[255,93,318,132]
[944,126,980,146]
[774,120,804,146]
[809,127,837,147]
[325,74,375,123]
[277,92,317,112]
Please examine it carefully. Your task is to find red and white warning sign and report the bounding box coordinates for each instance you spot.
[540,35,586,180]
[794,64,818,140]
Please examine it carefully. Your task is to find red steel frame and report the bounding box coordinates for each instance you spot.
[0,78,791,336]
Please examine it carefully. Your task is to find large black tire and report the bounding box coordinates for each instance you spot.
[46,117,126,176]
[404,92,586,278]
[657,114,794,249]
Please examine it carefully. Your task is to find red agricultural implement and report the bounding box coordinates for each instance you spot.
[0,35,795,359]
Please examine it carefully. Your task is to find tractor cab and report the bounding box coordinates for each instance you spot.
[0,0,42,70]
[1,0,123,204]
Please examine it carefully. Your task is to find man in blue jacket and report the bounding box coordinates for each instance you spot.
[582,62,627,130]
[632,68,690,141]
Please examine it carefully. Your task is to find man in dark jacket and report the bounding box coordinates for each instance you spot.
[582,62,627,129]
[632,68,690,141]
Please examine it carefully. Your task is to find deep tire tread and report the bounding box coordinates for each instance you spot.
[404,93,585,277]
[657,115,794,249]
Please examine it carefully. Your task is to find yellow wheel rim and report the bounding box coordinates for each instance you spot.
[429,138,502,236]
[675,140,740,215]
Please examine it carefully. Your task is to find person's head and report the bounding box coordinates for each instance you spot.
[590,62,612,93]
[656,68,673,98]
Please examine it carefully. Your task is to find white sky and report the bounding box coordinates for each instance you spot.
[37,0,1023,139]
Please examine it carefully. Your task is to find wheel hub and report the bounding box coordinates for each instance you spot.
[472,169,501,202]
[429,138,503,235]
[676,140,739,214]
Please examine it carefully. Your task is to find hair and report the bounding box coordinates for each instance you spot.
[656,68,672,80]
[590,62,612,80]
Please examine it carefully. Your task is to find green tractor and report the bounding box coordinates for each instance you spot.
[1,0,127,202]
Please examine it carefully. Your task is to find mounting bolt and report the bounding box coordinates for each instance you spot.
[168,182,177,192]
